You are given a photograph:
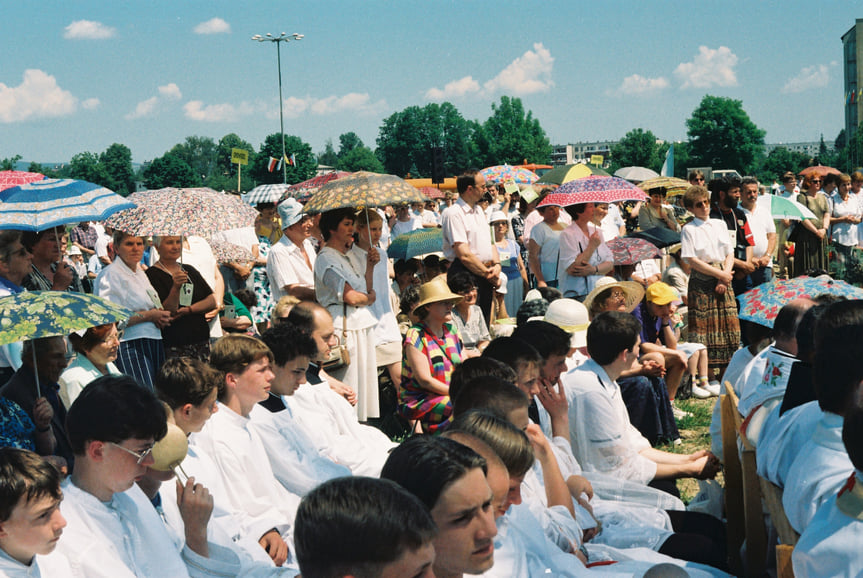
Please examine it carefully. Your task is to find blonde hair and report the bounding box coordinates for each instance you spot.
[682,185,710,210]
[354,209,383,228]
[272,295,301,324]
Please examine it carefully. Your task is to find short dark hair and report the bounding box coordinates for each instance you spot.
[393,259,419,277]
[586,311,641,365]
[399,284,421,316]
[516,298,548,327]
[0,448,62,522]
[318,208,356,242]
[209,335,274,401]
[381,435,486,511]
[537,286,563,303]
[66,376,168,455]
[452,376,529,419]
[448,410,534,478]
[69,323,115,355]
[511,320,570,359]
[456,169,481,195]
[773,300,811,342]
[447,271,476,295]
[21,227,63,252]
[155,357,220,409]
[843,406,863,471]
[0,230,23,263]
[295,477,436,578]
[260,322,318,367]
[740,176,759,188]
[482,337,543,374]
[564,203,589,220]
[795,303,830,363]
[813,300,863,415]
[449,357,517,403]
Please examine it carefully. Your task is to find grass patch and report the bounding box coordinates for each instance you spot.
[655,397,718,504]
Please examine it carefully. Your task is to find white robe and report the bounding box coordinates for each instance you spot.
[190,403,301,546]
[793,471,863,578]
[286,382,395,476]
[0,548,72,578]
[248,402,351,496]
[736,345,796,418]
[56,480,240,577]
[755,401,823,488]
[563,359,656,484]
[711,345,757,456]
[783,411,853,533]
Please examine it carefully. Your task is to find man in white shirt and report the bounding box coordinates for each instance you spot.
[59,376,240,577]
[191,335,302,567]
[266,199,316,301]
[739,177,776,290]
[443,169,501,323]
[389,204,422,238]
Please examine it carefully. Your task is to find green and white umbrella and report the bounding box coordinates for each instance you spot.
[757,194,817,221]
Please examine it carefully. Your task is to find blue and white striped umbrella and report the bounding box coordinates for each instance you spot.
[0,178,135,231]
[241,184,291,206]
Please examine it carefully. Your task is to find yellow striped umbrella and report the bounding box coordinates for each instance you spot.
[637,176,691,197]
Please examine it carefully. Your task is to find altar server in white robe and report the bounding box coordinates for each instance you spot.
[0,448,72,578]
[58,376,240,577]
[190,335,302,567]
[793,407,863,577]
[784,300,863,534]
[251,322,351,496]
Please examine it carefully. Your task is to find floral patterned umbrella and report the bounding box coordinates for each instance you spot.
[302,171,426,214]
[0,170,46,192]
[104,187,259,237]
[280,171,351,203]
[241,184,291,206]
[536,163,609,185]
[208,240,255,264]
[537,176,647,208]
[606,237,661,265]
[388,228,443,261]
[737,275,863,328]
[480,165,538,185]
[0,178,134,231]
[638,176,691,198]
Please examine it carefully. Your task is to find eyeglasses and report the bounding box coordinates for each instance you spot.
[692,201,709,209]
[109,442,154,465]
[810,179,822,184]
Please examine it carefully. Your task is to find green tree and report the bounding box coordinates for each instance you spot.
[686,95,766,175]
[169,136,218,183]
[376,102,479,177]
[758,147,810,182]
[609,129,661,173]
[478,96,551,167]
[317,140,338,167]
[338,132,364,158]
[336,147,384,173]
[251,133,315,185]
[142,152,201,189]
[100,143,135,195]
[68,152,110,187]
[214,133,256,192]
[1,155,22,171]
[27,161,48,175]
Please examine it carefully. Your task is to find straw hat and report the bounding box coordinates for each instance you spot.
[543,298,590,348]
[583,277,644,314]
[412,275,463,316]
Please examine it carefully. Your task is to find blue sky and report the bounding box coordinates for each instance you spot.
[1,1,859,165]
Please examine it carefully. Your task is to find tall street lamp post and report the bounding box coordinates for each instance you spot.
[251,32,304,184]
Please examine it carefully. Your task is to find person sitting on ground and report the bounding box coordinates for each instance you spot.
[381,435,498,578]
[0,448,70,575]
[59,323,123,408]
[191,335,302,567]
[563,312,721,497]
[294,477,436,578]
[448,272,491,357]
[58,375,241,576]
[252,322,351,495]
[793,405,863,576]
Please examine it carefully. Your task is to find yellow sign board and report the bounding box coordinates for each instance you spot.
[590,155,604,166]
[231,148,249,165]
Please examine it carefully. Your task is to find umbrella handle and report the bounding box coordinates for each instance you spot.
[32,346,41,398]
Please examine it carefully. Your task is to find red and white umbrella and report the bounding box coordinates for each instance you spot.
[0,170,46,192]
[537,176,647,208]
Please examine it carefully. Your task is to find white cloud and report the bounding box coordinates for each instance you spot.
[0,69,78,123]
[184,100,257,122]
[64,20,116,40]
[280,93,387,117]
[194,18,230,35]
[425,42,554,101]
[609,74,670,96]
[674,46,738,89]
[81,98,100,110]
[483,43,554,95]
[158,83,182,100]
[426,76,481,101]
[781,64,831,94]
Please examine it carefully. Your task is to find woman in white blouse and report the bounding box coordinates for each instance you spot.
[314,208,380,421]
[830,173,860,275]
[94,231,171,389]
[557,202,614,300]
[680,186,740,378]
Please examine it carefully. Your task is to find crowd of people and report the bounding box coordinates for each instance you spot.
[1,166,862,576]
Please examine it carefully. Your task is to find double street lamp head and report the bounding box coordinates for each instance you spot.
[251,32,304,43]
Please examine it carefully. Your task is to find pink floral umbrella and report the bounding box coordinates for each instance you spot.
[537,176,647,207]
[280,171,351,203]
[606,237,661,265]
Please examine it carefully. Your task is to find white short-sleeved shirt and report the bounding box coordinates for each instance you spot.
[441,198,494,262]
[557,222,612,298]
[266,236,316,300]
[831,193,860,247]
[523,209,571,242]
[741,203,776,261]
[681,218,733,263]
[94,259,163,341]
[600,203,625,241]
